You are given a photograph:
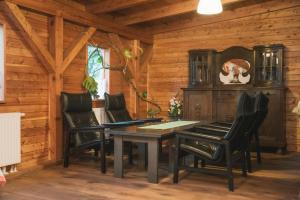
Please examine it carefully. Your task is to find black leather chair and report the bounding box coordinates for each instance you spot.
[173,92,255,191]
[61,92,109,173]
[246,92,269,169]
[104,92,162,165]
[104,92,162,123]
[199,92,269,171]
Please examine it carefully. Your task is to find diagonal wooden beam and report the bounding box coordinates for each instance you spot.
[4,1,55,73]
[108,33,134,80]
[87,0,153,14]
[118,0,244,25]
[5,0,153,44]
[61,27,96,73]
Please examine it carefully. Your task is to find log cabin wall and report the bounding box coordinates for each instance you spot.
[0,7,50,170]
[0,5,133,171]
[148,0,300,152]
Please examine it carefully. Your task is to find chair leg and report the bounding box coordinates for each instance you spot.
[63,131,70,168]
[193,156,199,168]
[63,150,69,168]
[100,132,106,174]
[94,149,99,157]
[246,149,252,173]
[173,136,180,184]
[254,132,262,164]
[200,159,206,168]
[241,151,247,177]
[225,143,234,192]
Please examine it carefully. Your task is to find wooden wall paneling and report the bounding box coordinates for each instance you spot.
[48,13,63,161]
[3,2,55,73]
[148,0,300,151]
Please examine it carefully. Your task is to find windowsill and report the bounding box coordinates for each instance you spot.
[92,99,105,108]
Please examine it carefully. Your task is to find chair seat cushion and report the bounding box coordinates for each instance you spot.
[180,141,223,161]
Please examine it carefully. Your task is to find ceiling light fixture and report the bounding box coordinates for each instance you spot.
[197,0,223,15]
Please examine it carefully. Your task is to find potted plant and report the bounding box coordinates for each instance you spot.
[168,95,183,121]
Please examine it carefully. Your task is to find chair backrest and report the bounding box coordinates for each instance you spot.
[251,92,269,134]
[104,92,132,122]
[224,92,255,151]
[61,92,99,147]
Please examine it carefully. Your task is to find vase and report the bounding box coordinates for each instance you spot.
[169,116,180,121]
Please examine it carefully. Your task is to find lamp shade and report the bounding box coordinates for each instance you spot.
[197,0,223,15]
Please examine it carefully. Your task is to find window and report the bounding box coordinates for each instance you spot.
[87,45,110,99]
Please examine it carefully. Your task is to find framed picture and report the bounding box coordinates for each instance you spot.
[0,21,5,103]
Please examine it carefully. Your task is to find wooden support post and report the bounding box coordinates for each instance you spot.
[49,14,64,161]
[132,40,140,118]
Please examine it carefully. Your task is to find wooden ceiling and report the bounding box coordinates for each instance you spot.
[73,0,247,34]
[5,0,261,43]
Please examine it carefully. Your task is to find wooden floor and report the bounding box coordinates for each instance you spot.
[1,153,300,200]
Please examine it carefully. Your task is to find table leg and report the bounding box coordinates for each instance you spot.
[148,139,159,183]
[168,137,175,173]
[137,143,147,169]
[114,135,124,178]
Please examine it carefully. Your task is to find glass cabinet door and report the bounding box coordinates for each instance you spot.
[189,50,215,87]
[254,44,283,86]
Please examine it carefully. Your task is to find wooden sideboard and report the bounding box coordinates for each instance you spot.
[183,45,286,152]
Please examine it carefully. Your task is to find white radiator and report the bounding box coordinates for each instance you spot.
[0,112,22,174]
[93,107,109,124]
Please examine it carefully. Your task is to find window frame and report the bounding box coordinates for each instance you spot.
[0,20,6,103]
[86,44,110,105]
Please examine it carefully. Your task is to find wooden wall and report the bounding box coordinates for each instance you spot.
[148,0,300,151]
[0,5,133,171]
[0,7,50,170]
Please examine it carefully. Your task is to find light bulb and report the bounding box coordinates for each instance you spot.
[197,0,223,15]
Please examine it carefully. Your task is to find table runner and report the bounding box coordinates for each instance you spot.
[138,121,199,130]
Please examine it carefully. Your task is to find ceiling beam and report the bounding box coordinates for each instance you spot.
[118,0,243,25]
[4,1,56,73]
[5,0,153,44]
[87,0,153,14]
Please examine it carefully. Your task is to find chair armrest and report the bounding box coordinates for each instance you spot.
[70,125,105,133]
[176,130,225,144]
[193,126,228,134]
[102,120,144,128]
[198,124,230,131]
[139,118,163,123]
[211,121,232,127]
